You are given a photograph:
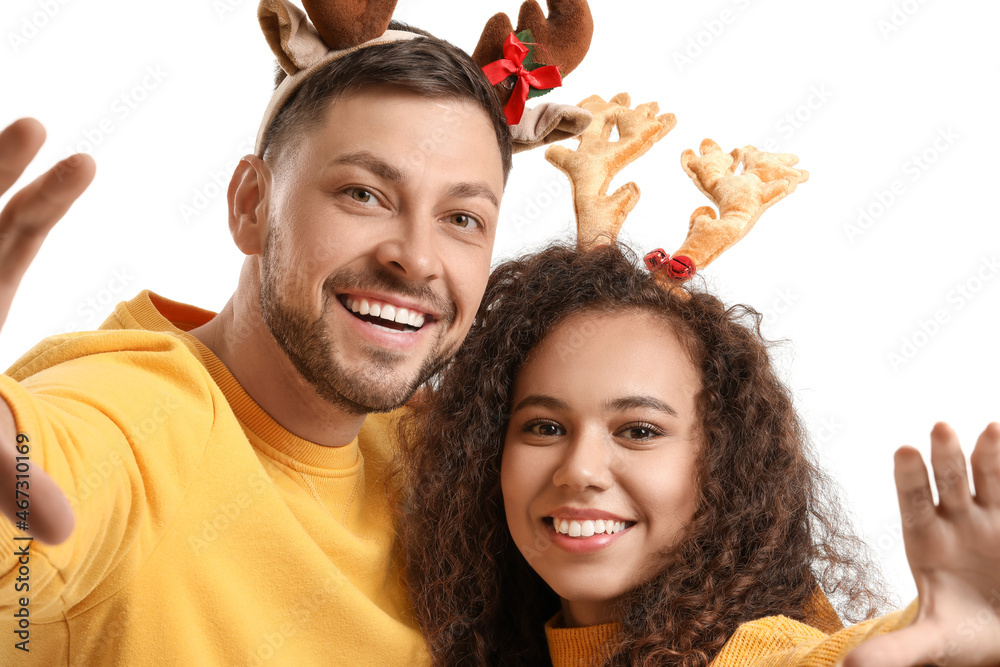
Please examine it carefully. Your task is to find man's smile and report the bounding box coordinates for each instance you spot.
[338,293,432,332]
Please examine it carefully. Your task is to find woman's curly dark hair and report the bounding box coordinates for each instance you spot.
[397,242,888,666]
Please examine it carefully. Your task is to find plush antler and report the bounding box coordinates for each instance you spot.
[472,0,593,75]
[649,139,808,286]
[473,0,594,147]
[545,93,676,249]
[300,0,398,50]
[257,0,595,154]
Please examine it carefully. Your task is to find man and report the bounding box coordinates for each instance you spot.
[0,21,511,665]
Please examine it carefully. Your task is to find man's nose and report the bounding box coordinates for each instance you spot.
[374,211,444,283]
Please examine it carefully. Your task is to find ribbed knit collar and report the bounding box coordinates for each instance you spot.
[112,289,361,471]
[544,612,620,667]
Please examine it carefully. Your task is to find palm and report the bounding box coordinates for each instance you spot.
[0,118,95,544]
[845,422,1000,667]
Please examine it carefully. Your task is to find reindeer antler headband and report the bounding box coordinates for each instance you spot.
[255,0,595,156]
[545,93,809,288]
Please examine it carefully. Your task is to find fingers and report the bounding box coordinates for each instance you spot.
[842,626,937,667]
[0,461,76,546]
[895,444,936,531]
[929,422,974,513]
[0,440,75,546]
[970,422,1000,507]
[0,151,96,281]
[0,151,96,238]
[0,118,46,197]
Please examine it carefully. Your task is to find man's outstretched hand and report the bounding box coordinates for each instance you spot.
[0,118,95,544]
[845,422,1000,667]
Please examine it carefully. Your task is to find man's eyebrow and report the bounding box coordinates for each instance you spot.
[327,151,405,183]
[604,396,678,417]
[447,181,500,210]
[512,394,569,413]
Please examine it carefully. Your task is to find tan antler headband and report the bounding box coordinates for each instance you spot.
[652,140,809,287]
[255,0,595,156]
[544,93,809,286]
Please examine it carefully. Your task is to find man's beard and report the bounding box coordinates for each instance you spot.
[258,231,457,416]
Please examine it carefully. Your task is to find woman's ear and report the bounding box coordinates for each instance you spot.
[228,155,270,256]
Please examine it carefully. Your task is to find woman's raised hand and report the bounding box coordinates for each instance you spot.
[846,422,1000,667]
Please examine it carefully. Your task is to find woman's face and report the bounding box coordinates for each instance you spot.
[501,309,702,627]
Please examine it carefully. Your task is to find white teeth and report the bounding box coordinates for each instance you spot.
[345,297,428,329]
[552,517,629,537]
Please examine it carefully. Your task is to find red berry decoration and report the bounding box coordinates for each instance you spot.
[666,255,695,280]
[644,248,668,271]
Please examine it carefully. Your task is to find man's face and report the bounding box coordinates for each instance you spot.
[259,85,504,415]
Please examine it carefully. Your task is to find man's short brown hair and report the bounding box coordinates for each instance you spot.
[260,21,512,184]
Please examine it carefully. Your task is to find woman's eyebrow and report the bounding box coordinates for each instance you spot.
[511,394,569,413]
[604,395,678,417]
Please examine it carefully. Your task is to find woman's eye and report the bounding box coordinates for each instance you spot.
[617,423,663,441]
[347,188,373,203]
[527,422,564,437]
[449,213,479,229]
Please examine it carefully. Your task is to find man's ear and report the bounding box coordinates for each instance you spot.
[228,155,271,256]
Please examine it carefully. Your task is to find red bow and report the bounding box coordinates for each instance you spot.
[481,33,563,126]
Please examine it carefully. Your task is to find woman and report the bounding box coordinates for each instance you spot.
[398,242,1000,666]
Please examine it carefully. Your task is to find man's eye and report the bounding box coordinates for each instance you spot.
[449,213,479,229]
[348,188,373,203]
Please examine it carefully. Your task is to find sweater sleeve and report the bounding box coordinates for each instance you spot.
[710,602,920,667]
[0,330,216,622]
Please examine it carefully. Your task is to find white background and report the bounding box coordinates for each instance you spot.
[2,0,999,605]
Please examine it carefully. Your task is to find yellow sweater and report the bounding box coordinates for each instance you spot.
[545,600,919,666]
[0,291,429,666]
